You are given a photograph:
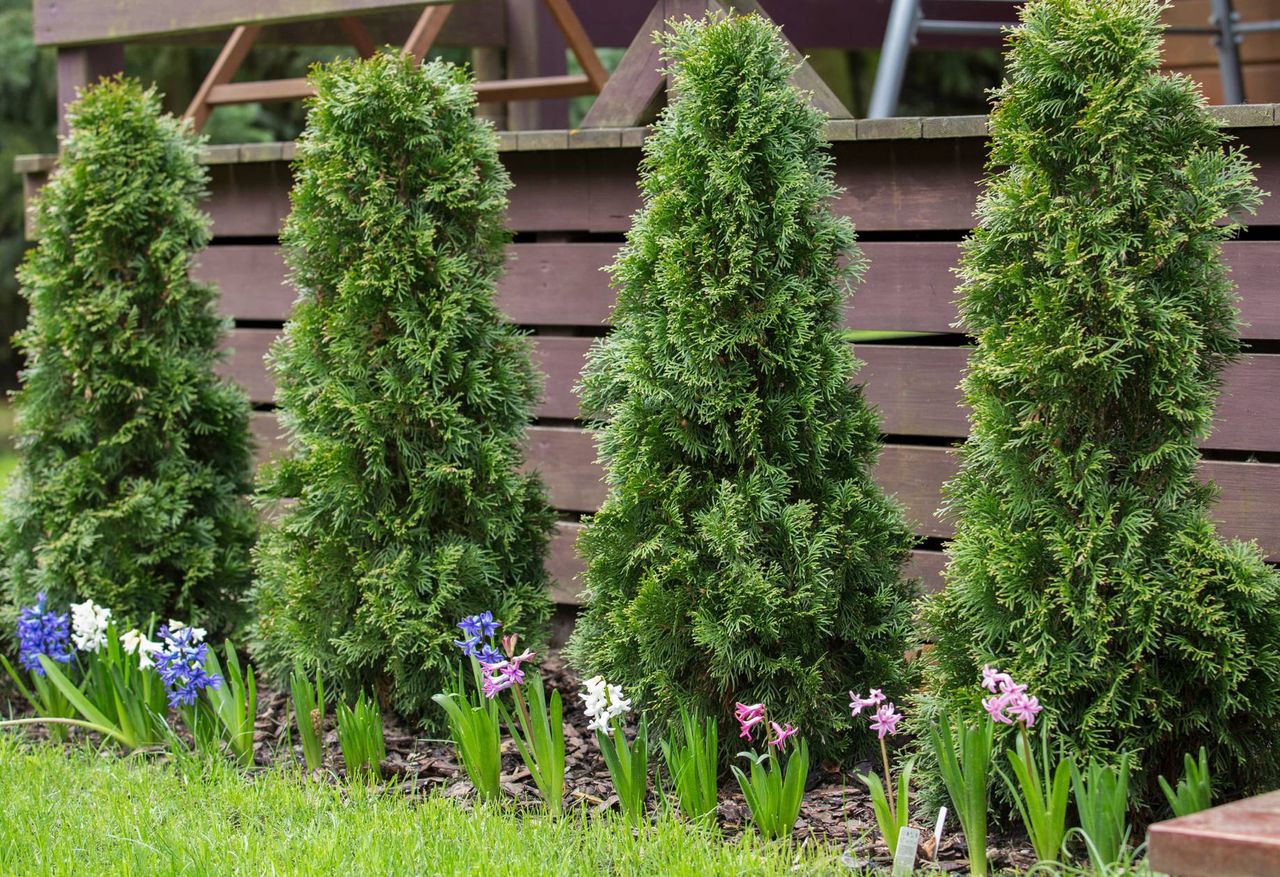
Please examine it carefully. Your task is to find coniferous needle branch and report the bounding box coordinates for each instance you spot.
[252,54,554,723]
[920,0,1280,805]
[2,78,257,636]
[567,14,918,758]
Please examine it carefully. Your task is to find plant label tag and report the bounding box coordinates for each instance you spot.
[891,827,921,877]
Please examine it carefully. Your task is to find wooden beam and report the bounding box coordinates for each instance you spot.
[403,5,455,63]
[473,74,594,102]
[580,0,692,128]
[541,0,609,93]
[1148,790,1280,877]
[56,44,124,136]
[581,0,852,127]
[184,25,262,132]
[207,78,314,106]
[338,16,378,59]
[504,0,542,129]
[33,0,455,47]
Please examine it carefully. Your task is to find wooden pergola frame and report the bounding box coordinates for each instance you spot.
[183,0,609,132]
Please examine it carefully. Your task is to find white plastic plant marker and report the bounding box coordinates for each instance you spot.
[891,826,921,877]
[933,806,947,859]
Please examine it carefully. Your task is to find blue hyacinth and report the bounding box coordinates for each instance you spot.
[153,624,222,708]
[457,611,500,640]
[16,593,72,676]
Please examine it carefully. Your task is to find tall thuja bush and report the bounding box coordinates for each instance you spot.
[921,0,1280,802]
[2,78,256,635]
[252,54,553,722]
[567,14,917,757]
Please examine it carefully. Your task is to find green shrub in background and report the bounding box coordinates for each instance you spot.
[566,13,918,759]
[920,0,1280,805]
[2,78,256,637]
[252,54,554,724]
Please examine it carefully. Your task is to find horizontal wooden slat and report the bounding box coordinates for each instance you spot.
[225,328,1280,454]
[221,328,592,418]
[197,240,1280,341]
[537,527,947,605]
[25,129,1280,237]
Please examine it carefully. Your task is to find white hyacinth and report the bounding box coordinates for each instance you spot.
[69,600,112,653]
[121,629,162,670]
[579,675,632,735]
[166,619,207,643]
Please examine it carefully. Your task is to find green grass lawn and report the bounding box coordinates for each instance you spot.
[0,736,848,876]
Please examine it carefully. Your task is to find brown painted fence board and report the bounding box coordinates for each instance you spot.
[224,328,1280,453]
[198,239,1280,340]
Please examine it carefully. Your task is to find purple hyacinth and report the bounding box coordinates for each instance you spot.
[457,612,500,640]
[153,624,222,708]
[17,593,72,676]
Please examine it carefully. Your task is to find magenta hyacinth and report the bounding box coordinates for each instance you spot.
[848,688,886,718]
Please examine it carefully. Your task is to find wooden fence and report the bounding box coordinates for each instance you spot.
[18,106,1280,602]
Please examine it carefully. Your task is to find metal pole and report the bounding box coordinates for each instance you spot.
[868,0,922,119]
[1209,0,1245,104]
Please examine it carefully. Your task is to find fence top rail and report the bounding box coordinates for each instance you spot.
[14,103,1280,174]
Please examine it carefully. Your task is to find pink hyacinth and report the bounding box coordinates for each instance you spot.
[768,721,799,747]
[1007,693,1042,727]
[981,665,1013,694]
[869,702,902,739]
[983,693,1015,725]
[735,702,767,740]
[848,688,887,718]
[980,666,1041,727]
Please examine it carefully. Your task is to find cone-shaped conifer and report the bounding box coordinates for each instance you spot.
[566,14,918,757]
[2,78,257,635]
[920,0,1280,803]
[251,54,554,722]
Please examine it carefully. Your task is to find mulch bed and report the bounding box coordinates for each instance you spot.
[240,654,1038,872]
[2,654,1039,871]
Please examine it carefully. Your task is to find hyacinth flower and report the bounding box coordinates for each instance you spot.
[730,701,809,839]
[154,624,223,709]
[433,612,507,801]
[981,665,1071,866]
[69,600,112,653]
[482,636,566,811]
[0,594,76,740]
[17,593,72,675]
[851,690,914,858]
[581,676,648,825]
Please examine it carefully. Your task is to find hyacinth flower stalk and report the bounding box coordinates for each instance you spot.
[0,593,75,739]
[929,713,994,876]
[432,614,505,800]
[979,665,1068,865]
[730,703,809,840]
[484,636,565,811]
[582,676,648,825]
[73,613,169,748]
[1158,747,1212,818]
[336,692,386,781]
[660,707,719,825]
[1070,754,1133,871]
[851,690,913,858]
[202,642,257,766]
[290,665,328,772]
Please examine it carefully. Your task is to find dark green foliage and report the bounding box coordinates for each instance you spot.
[920,0,1280,804]
[566,14,917,759]
[251,54,554,724]
[2,78,256,635]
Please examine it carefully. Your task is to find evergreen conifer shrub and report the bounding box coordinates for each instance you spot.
[252,54,554,722]
[566,14,918,757]
[2,78,257,636]
[920,0,1280,801]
